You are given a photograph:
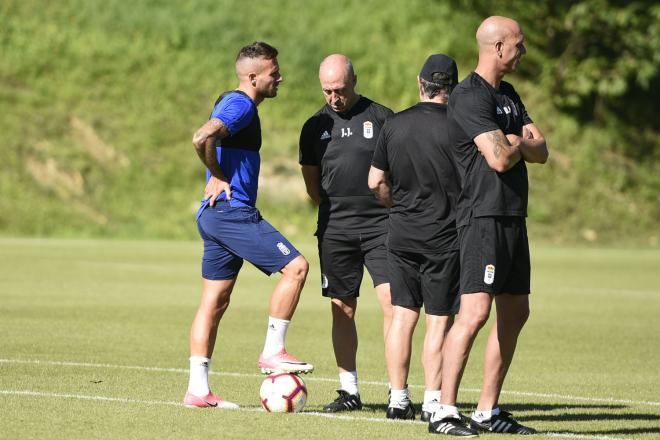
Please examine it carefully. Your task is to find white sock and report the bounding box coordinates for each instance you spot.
[431,404,460,422]
[187,356,211,396]
[472,407,499,421]
[423,390,442,408]
[339,371,359,395]
[389,388,410,408]
[262,316,290,357]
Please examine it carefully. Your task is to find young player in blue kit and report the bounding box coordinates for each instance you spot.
[184,42,313,409]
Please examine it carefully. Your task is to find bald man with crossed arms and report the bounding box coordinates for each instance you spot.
[429,17,548,436]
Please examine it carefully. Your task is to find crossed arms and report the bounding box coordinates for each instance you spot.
[367,124,548,206]
[476,123,548,172]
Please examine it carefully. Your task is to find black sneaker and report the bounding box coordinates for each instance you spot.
[386,399,415,420]
[323,390,362,412]
[470,410,536,435]
[421,399,440,422]
[429,416,479,437]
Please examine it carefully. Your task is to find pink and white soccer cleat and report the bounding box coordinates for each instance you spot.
[258,349,314,374]
[183,391,239,409]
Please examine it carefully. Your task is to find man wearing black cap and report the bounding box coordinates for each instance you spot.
[368,54,461,421]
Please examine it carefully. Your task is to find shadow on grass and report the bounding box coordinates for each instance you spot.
[504,402,660,437]
[521,412,660,422]
[479,403,627,412]
[361,402,629,413]
[306,401,660,436]
[367,401,660,437]
[361,403,390,412]
[584,427,660,435]
[548,427,660,436]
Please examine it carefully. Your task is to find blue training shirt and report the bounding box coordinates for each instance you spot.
[197,91,262,218]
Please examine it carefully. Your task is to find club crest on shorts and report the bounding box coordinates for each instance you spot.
[321,274,329,289]
[363,121,373,139]
[484,264,495,285]
[276,242,291,256]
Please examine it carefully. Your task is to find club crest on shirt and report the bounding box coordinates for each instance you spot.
[363,121,373,139]
[484,264,495,285]
[276,242,291,256]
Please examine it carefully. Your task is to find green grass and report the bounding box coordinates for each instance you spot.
[1,238,659,439]
[1,0,658,243]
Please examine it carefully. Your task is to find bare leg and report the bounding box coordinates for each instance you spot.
[190,278,237,357]
[269,255,309,319]
[375,282,393,342]
[331,297,358,373]
[385,305,420,390]
[422,314,453,392]
[440,292,492,405]
[477,294,530,410]
[331,284,391,378]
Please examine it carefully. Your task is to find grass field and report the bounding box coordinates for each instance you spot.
[1,237,659,439]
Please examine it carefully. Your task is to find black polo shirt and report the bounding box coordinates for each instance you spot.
[448,72,533,227]
[371,102,460,252]
[299,96,393,236]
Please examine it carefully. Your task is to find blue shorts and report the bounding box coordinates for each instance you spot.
[197,202,301,280]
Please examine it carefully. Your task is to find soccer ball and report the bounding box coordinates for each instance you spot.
[259,373,307,413]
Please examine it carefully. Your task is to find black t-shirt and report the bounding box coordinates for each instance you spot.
[372,102,460,252]
[448,72,533,227]
[299,96,393,236]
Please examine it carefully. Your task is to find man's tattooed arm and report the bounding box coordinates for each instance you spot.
[192,118,231,178]
[487,130,509,159]
[474,129,522,173]
[191,118,233,204]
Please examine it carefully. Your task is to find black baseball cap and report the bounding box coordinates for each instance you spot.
[419,54,458,85]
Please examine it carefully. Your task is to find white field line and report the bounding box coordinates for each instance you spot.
[0,389,631,440]
[0,389,181,407]
[544,434,630,440]
[1,358,659,408]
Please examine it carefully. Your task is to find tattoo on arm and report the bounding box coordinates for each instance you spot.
[487,131,508,159]
[192,118,231,180]
[193,119,229,147]
[209,119,228,137]
[193,128,208,146]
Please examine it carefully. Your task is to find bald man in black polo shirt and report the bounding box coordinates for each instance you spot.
[299,54,394,412]
[430,16,549,437]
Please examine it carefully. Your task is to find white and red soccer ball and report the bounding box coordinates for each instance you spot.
[259,373,307,413]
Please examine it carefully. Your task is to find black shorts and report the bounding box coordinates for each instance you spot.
[459,216,530,295]
[388,248,460,316]
[318,232,389,298]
